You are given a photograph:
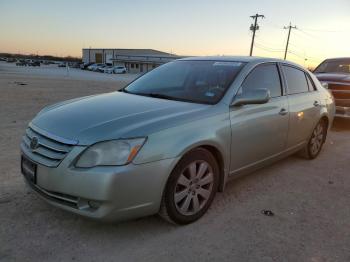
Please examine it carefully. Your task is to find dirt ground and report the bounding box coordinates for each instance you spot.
[0,62,349,262]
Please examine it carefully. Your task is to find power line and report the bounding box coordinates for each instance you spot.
[296,29,319,40]
[254,42,284,52]
[254,37,285,50]
[283,22,297,60]
[301,28,344,33]
[249,13,265,56]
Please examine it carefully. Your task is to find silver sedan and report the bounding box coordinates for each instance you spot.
[20,57,335,224]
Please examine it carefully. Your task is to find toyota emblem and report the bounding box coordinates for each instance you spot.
[30,136,39,150]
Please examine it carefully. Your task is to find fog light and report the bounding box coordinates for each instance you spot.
[88,200,101,209]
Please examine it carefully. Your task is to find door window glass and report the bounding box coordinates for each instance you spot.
[241,64,282,98]
[283,66,309,94]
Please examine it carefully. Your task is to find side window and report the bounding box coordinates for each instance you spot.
[241,64,282,98]
[305,73,316,91]
[283,66,309,94]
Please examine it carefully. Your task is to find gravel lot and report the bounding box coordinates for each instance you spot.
[0,62,349,262]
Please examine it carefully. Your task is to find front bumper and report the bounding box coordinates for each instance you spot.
[335,106,350,118]
[22,146,179,222]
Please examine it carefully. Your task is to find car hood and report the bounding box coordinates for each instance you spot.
[31,92,212,145]
[315,73,350,83]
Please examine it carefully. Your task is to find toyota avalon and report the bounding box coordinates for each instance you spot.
[21,57,335,224]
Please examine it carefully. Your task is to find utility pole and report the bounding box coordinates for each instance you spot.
[249,13,265,56]
[283,23,297,60]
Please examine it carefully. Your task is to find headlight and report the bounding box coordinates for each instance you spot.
[320,82,329,89]
[75,138,146,168]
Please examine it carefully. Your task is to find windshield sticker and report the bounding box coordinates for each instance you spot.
[213,62,242,67]
[205,92,215,97]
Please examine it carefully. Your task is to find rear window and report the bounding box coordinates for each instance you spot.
[283,66,309,95]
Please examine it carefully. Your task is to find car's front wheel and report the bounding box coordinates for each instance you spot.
[159,148,219,224]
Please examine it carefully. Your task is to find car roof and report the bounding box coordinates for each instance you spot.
[323,57,350,62]
[177,56,300,67]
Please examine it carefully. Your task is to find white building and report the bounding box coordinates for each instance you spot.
[82,48,180,73]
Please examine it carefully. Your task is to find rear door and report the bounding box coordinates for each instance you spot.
[281,65,321,148]
[229,63,289,172]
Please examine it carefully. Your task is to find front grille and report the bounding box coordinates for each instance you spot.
[328,83,350,100]
[21,126,73,167]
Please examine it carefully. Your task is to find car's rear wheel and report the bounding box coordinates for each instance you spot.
[300,119,327,159]
[159,148,219,224]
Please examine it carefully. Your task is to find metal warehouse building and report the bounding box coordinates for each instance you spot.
[82,48,180,73]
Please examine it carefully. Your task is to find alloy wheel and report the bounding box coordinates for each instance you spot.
[174,160,214,216]
[309,122,325,156]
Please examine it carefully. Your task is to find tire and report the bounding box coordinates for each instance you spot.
[299,119,328,159]
[159,148,219,225]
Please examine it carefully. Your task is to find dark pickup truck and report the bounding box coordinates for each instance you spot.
[314,58,350,118]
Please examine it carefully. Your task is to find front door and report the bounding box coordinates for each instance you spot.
[229,63,289,173]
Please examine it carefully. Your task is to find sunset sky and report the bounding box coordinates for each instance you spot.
[0,0,349,67]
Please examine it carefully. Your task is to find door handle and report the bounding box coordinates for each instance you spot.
[279,108,288,116]
[313,101,320,107]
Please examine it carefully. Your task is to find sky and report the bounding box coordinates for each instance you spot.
[0,0,349,67]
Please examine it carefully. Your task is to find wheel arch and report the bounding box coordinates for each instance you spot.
[320,115,329,129]
[320,115,329,142]
[174,142,227,193]
[200,145,226,192]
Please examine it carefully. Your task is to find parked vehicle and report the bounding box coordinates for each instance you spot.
[314,58,350,118]
[16,60,28,66]
[58,62,66,67]
[6,58,16,63]
[68,62,82,68]
[28,61,40,67]
[87,63,103,71]
[113,66,127,74]
[20,57,335,224]
[102,66,114,74]
[43,61,55,65]
[80,62,94,70]
[96,64,108,73]
[102,65,126,74]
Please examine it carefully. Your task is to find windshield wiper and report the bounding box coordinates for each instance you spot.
[122,91,198,103]
[120,88,131,93]
[147,93,178,100]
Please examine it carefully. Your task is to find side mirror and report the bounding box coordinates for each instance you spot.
[231,88,271,107]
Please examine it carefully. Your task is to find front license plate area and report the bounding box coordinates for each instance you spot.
[21,155,37,184]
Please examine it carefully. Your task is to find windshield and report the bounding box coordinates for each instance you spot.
[124,60,245,104]
[314,59,350,74]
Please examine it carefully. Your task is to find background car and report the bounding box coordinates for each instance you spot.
[68,62,82,68]
[88,63,104,71]
[103,65,127,74]
[80,62,94,70]
[28,61,40,67]
[314,58,350,118]
[16,60,28,66]
[97,64,111,73]
[102,66,115,74]
[6,58,16,63]
[113,66,127,74]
